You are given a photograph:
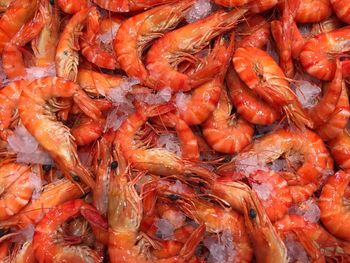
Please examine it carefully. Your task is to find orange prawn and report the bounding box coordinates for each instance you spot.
[92,0,175,12]
[300,26,350,80]
[226,65,280,125]
[294,0,332,23]
[146,8,247,92]
[57,0,90,14]
[318,170,350,242]
[115,1,195,85]
[331,0,350,24]
[33,199,107,263]
[56,7,93,81]
[233,46,313,128]
[328,129,350,172]
[202,86,254,154]
[18,76,101,188]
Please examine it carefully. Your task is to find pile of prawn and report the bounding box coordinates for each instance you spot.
[0,0,350,262]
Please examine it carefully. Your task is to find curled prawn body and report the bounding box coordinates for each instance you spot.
[319,170,350,241]
[331,0,350,24]
[115,1,195,85]
[18,76,101,188]
[233,46,313,128]
[294,0,332,23]
[92,0,174,12]
[226,66,280,125]
[300,27,350,80]
[57,0,90,14]
[33,199,107,263]
[328,129,350,171]
[202,87,254,154]
[146,8,247,92]
[0,162,34,221]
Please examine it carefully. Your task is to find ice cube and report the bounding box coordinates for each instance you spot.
[185,0,213,23]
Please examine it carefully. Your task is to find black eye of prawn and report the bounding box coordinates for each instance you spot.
[249,208,257,219]
[110,161,118,170]
[42,164,52,172]
[49,0,54,5]
[73,175,81,182]
[168,194,179,201]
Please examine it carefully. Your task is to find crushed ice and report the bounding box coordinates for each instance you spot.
[185,0,213,23]
[157,133,182,156]
[203,230,236,263]
[288,199,320,223]
[252,182,273,201]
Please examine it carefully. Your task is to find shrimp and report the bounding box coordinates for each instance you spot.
[0,162,34,221]
[115,1,195,86]
[0,178,85,229]
[146,8,247,92]
[316,83,350,140]
[177,197,253,263]
[0,80,27,141]
[328,129,350,172]
[77,69,126,97]
[300,26,350,80]
[18,76,101,188]
[226,65,280,125]
[233,46,313,128]
[249,170,292,222]
[214,0,250,7]
[0,0,38,52]
[318,170,350,241]
[57,0,90,14]
[236,15,270,49]
[275,214,350,261]
[242,191,288,263]
[114,103,216,180]
[331,0,350,24]
[91,133,114,215]
[80,8,118,70]
[32,0,59,67]
[56,7,93,82]
[2,0,46,79]
[307,59,343,128]
[294,0,332,23]
[202,86,254,154]
[33,199,107,263]
[221,128,332,202]
[108,149,205,262]
[92,0,174,12]
[249,0,278,13]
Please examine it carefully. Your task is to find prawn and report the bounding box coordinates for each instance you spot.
[300,26,350,80]
[226,65,280,125]
[108,149,205,262]
[146,8,247,92]
[56,7,93,81]
[0,162,34,221]
[0,0,38,52]
[233,46,313,128]
[114,103,216,180]
[293,0,332,23]
[0,178,85,229]
[33,199,107,263]
[71,116,106,146]
[80,8,119,70]
[318,170,350,242]
[57,0,90,14]
[18,76,101,188]
[115,1,195,86]
[328,128,350,172]
[0,80,27,141]
[316,82,350,140]
[177,197,253,263]
[92,0,175,12]
[202,86,254,154]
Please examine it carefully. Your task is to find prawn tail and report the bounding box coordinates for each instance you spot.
[283,103,314,129]
[73,90,102,120]
[179,224,206,260]
[144,102,175,118]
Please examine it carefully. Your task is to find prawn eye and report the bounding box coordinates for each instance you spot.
[168,194,179,201]
[49,0,54,5]
[223,155,232,163]
[110,161,118,170]
[73,175,81,182]
[249,208,257,219]
[42,164,52,172]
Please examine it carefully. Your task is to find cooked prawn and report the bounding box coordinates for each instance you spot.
[328,128,350,172]
[18,76,101,188]
[318,170,350,241]
[33,199,107,263]
[146,8,247,92]
[331,0,350,24]
[57,0,90,14]
[294,0,332,23]
[92,0,174,12]
[202,86,254,154]
[233,46,313,128]
[115,1,195,86]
